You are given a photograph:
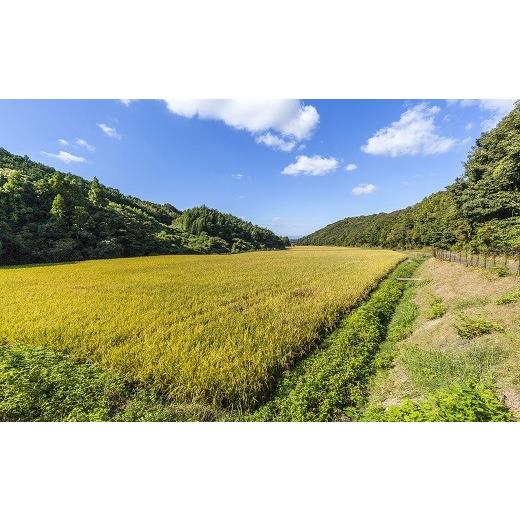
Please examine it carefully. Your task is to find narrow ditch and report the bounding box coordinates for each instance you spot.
[244,257,424,421]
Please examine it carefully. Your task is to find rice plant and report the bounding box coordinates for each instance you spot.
[0,246,403,409]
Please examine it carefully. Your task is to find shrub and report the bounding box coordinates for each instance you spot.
[0,344,126,421]
[363,382,513,422]
[0,343,221,422]
[425,295,447,320]
[455,313,504,339]
[491,266,509,277]
[496,289,520,305]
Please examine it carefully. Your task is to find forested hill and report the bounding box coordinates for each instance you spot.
[0,148,289,264]
[299,102,520,254]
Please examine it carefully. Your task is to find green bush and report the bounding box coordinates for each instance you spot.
[0,344,126,421]
[425,295,446,320]
[491,266,509,277]
[363,382,513,422]
[0,343,221,422]
[496,289,520,305]
[455,313,504,339]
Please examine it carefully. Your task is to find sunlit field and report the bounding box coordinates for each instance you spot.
[0,247,404,408]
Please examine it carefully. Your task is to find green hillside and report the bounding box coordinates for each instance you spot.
[299,102,520,255]
[0,148,288,264]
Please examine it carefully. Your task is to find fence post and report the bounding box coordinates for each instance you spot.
[483,254,487,269]
[505,253,508,269]
[465,249,468,266]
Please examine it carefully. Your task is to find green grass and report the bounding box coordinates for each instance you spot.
[451,296,490,311]
[455,313,505,339]
[364,382,513,422]
[372,279,420,371]
[249,258,422,421]
[400,345,507,394]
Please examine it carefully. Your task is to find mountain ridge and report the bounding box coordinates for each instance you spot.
[0,148,289,265]
[298,102,520,254]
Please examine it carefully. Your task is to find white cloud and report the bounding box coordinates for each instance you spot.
[352,183,376,195]
[345,163,357,171]
[255,132,296,152]
[57,138,69,146]
[447,99,516,131]
[163,100,319,150]
[465,122,473,131]
[42,150,86,164]
[446,99,479,108]
[97,123,121,140]
[479,99,516,131]
[119,99,134,106]
[362,103,456,157]
[75,138,95,151]
[282,155,339,176]
[231,173,244,180]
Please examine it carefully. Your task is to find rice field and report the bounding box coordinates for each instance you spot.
[0,246,404,409]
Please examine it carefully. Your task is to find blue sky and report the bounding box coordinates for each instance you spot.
[0,99,515,236]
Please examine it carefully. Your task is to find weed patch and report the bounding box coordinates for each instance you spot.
[425,295,447,320]
[455,313,505,339]
[496,288,520,305]
[0,344,220,422]
[364,382,513,422]
[491,266,510,278]
[400,345,507,394]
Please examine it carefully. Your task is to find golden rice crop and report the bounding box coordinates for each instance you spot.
[0,246,404,408]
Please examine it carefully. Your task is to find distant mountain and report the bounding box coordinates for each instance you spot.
[0,148,288,265]
[299,102,520,254]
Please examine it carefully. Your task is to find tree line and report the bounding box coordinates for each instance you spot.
[299,102,520,257]
[0,148,289,265]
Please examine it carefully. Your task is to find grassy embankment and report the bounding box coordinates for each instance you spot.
[363,258,519,421]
